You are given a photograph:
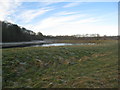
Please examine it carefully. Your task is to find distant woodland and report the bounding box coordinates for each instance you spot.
[1,21,118,42]
[1,21,44,42]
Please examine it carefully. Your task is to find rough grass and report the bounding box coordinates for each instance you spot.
[53,40,115,44]
[2,40,118,88]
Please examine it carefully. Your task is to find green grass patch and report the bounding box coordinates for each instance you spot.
[2,40,118,88]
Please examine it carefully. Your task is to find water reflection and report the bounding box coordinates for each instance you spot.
[31,43,95,47]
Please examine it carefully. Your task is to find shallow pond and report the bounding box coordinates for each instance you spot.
[2,41,96,48]
[30,43,96,47]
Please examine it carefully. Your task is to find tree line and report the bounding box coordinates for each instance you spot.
[1,21,44,42]
[44,35,118,40]
[1,20,118,42]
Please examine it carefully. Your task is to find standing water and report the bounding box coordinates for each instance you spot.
[31,43,96,47]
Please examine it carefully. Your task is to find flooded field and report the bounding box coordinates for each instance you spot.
[30,43,96,47]
[1,41,96,48]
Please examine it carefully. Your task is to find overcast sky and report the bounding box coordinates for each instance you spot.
[0,1,118,36]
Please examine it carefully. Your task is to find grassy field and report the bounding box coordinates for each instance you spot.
[2,40,118,88]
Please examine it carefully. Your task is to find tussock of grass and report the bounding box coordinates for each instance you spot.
[2,40,118,88]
